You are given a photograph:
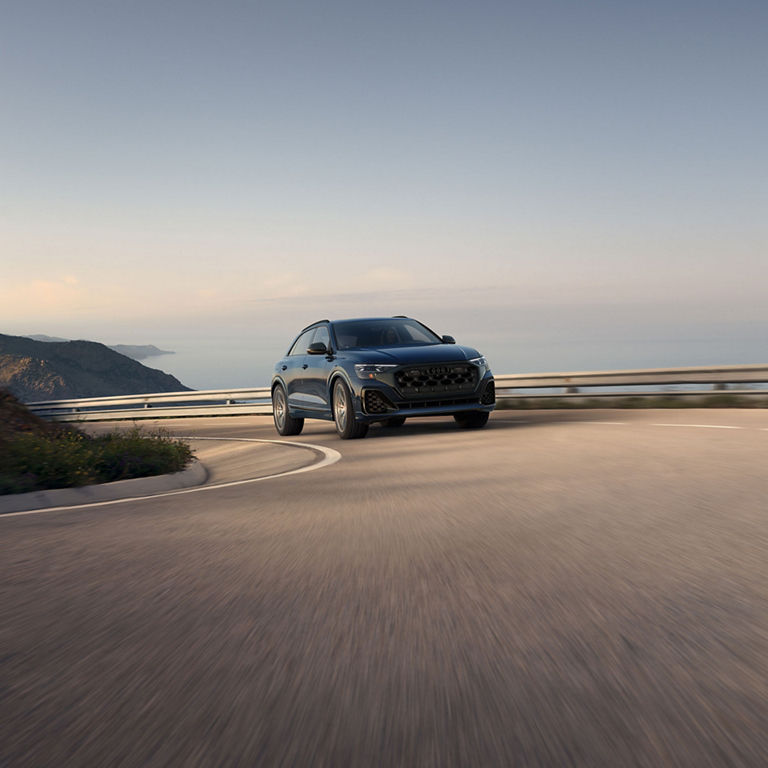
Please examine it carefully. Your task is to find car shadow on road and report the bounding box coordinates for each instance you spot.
[302,409,649,441]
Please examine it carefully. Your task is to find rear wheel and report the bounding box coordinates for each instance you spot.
[383,416,406,428]
[333,379,369,439]
[272,384,304,436]
[454,411,489,429]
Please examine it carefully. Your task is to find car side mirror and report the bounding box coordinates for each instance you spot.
[307,342,329,355]
[441,335,456,344]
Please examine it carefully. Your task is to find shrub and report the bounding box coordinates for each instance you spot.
[0,425,193,495]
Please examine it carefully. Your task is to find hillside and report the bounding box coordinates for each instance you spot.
[0,388,65,443]
[26,335,174,360]
[0,334,190,402]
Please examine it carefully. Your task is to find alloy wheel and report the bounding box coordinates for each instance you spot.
[273,387,286,430]
[334,382,348,431]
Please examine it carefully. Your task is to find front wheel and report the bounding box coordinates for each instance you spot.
[453,411,489,429]
[272,385,304,436]
[333,379,369,439]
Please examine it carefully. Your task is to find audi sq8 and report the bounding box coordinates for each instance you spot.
[271,317,495,439]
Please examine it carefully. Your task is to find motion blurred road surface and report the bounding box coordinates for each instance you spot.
[3,410,768,766]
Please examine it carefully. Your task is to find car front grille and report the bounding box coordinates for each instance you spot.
[395,364,478,395]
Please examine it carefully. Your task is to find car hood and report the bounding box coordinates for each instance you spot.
[343,344,481,365]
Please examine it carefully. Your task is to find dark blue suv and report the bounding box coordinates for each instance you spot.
[271,317,495,439]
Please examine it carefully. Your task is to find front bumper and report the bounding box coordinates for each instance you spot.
[357,373,495,422]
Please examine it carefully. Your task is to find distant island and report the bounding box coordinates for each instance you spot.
[25,335,174,360]
[1,333,190,402]
[109,344,174,360]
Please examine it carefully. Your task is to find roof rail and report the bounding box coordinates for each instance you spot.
[392,315,409,318]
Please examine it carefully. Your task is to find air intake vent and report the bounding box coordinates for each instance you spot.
[481,380,496,405]
[397,397,480,410]
[363,390,396,414]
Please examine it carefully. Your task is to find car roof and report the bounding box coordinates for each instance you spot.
[331,316,413,324]
[299,317,412,332]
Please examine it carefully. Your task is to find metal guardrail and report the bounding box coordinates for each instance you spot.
[25,364,768,421]
[27,387,273,421]
[494,364,768,390]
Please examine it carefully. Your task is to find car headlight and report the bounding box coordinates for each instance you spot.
[469,356,488,370]
[354,363,397,380]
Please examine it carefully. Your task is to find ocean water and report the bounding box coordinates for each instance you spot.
[144,343,283,391]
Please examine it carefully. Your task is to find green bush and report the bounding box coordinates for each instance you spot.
[0,426,193,495]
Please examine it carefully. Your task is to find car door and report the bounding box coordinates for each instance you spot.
[302,324,333,414]
[282,329,314,409]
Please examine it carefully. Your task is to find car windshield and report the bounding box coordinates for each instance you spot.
[333,319,442,350]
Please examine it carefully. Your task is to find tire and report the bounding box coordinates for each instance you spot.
[383,416,406,428]
[272,384,304,436]
[332,379,369,439]
[453,411,489,429]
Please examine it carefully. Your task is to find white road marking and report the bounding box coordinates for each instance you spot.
[0,438,342,519]
[651,423,744,430]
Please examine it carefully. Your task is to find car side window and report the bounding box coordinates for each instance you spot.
[312,325,330,350]
[288,330,315,356]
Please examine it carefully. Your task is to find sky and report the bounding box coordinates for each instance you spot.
[2,0,766,387]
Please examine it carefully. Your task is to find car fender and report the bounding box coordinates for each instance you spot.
[327,368,356,404]
[271,376,288,394]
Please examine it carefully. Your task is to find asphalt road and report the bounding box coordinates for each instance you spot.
[3,410,768,767]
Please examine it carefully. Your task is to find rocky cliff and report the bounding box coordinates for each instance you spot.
[0,334,190,402]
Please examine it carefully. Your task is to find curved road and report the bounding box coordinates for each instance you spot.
[3,410,768,766]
